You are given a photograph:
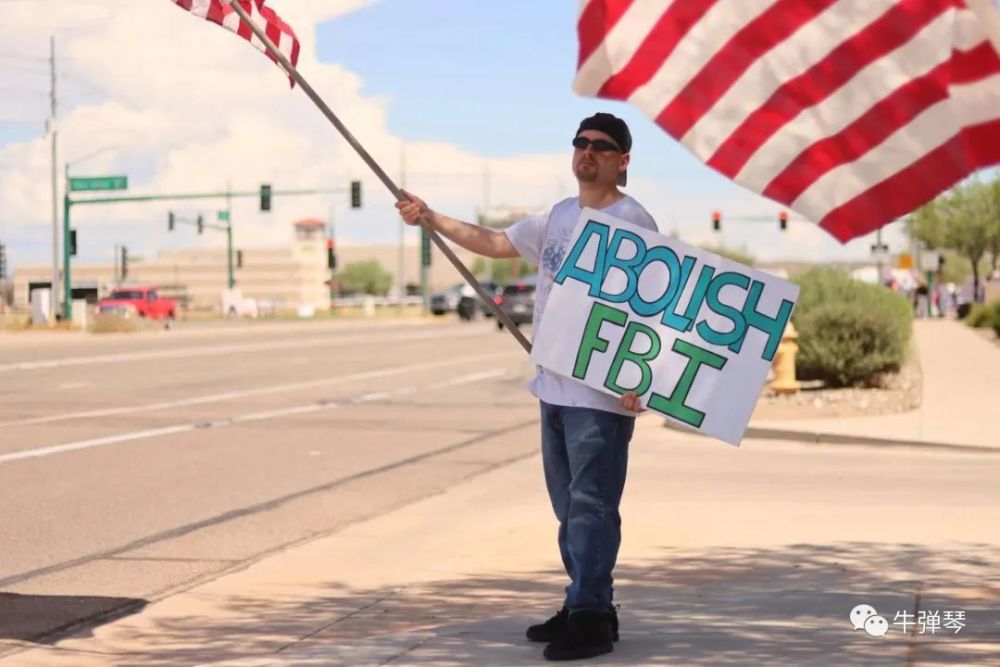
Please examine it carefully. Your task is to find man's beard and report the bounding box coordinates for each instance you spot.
[575,162,598,182]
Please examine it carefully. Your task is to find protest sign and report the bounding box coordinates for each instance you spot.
[531,208,800,446]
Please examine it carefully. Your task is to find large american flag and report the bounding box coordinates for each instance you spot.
[170,0,300,85]
[574,0,1000,242]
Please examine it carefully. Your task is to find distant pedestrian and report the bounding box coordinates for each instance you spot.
[397,113,655,661]
[937,283,954,318]
[915,282,930,318]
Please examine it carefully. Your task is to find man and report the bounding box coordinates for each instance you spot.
[396,113,655,661]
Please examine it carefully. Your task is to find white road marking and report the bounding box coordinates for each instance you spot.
[57,382,94,390]
[0,367,510,466]
[0,327,487,373]
[425,369,509,390]
[0,353,512,429]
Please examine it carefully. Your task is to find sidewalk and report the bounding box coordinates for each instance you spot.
[3,418,997,666]
[748,319,1000,450]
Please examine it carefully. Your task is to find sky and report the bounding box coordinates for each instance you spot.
[1,0,994,274]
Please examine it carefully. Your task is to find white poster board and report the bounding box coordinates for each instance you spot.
[531,208,800,446]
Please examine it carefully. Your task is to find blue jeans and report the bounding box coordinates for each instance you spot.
[540,401,634,613]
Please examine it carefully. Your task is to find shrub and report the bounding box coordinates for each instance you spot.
[796,303,908,387]
[966,301,1000,329]
[792,268,912,387]
[337,260,393,296]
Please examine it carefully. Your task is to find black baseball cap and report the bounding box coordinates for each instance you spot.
[576,112,631,186]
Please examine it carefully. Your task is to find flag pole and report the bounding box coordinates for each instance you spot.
[221,0,532,354]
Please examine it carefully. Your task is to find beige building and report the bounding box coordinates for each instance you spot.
[11,219,485,312]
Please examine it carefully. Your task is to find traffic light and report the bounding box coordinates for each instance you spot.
[350,180,362,209]
[326,239,337,270]
[712,210,721,232]
[779,210,788,231]
[260,184,272,211]
[168,211,175,231]
[197,214,204,234]
[69,229,78,257]
[0,242,7,280]
[420,228,431,267]
[121,246,129,280]
[236,250,244,269]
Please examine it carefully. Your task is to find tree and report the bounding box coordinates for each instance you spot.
[907,178,1000,302]
[337,260,393,296]
[987,178,1000,273]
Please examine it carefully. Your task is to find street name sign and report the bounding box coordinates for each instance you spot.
[69,175,128,192]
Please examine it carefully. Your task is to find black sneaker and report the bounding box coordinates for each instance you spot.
[543,610,614,661]
[527,606,569,642]
[527,606,620,643]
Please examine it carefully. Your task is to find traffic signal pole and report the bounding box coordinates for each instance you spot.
[61,186,341,319]
[226,221,235,289]
[62,193,71,317]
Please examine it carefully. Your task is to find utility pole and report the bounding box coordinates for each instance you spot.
[225,183,234,289]
[49,35,60,322]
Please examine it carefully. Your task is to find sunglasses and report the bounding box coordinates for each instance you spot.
[572,136,621,152]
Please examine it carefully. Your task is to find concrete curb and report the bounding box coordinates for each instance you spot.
[662,421,999,454]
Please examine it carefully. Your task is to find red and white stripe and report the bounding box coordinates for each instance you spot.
[575,0,1000,242]
[171,0,300,86]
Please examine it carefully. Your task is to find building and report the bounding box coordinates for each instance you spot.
[10,219,485,313]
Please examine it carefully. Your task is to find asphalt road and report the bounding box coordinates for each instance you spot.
[0,317,537,645]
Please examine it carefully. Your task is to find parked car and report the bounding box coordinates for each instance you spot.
[495,276,536,329]
[97,285,177,324]
[456,279,500,320]
[430,284,464,315]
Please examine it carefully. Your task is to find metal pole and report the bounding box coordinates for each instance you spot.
[420,229,430,313]
[49,35,60,322]
[62,195,72,319]
[875,226,883,286]
[226,187,234,289]
[226,222,235,289]
[222,0,531,354]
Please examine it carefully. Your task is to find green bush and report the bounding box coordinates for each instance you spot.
[796,303,908,387]
[337,260,393,296]
[792,268,913,387]
[966,301,1000,329]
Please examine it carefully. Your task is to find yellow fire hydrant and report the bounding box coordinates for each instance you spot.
[768,321,800,394]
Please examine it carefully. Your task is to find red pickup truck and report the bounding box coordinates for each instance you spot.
[97,285,177,322]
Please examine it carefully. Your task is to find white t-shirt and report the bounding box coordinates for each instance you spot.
[504,195,658,416]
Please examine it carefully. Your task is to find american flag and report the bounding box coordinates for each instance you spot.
[574,0,1000,242]
[170,0,300,86]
